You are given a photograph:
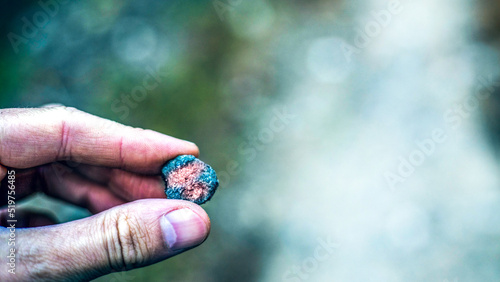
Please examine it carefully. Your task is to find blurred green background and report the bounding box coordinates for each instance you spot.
[0,0,278,281]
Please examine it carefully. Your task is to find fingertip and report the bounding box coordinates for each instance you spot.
[134,199,210,228]
[137,130,200,173]
[160,201,210,251]
[127,199,211,240]
[185,141,200,158]
[179,200,211,231]
[162,134,199,157]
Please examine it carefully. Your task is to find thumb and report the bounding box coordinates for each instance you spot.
[1,199,210,281]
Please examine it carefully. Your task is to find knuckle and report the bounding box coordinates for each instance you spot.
[102,210,152,271]
[61,106,79,114]
[48,105,79,118]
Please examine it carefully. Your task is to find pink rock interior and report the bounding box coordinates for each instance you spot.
[166,161,207,201]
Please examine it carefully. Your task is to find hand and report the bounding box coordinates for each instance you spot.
[0,106,211,281]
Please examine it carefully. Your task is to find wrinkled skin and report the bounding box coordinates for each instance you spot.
[0,106,211,281]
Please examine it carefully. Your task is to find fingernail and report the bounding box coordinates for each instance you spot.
[160,208,208,251]
[179,140,199,155]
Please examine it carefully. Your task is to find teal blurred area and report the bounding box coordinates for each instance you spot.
[3,0,500,281]
[0,0,281,281]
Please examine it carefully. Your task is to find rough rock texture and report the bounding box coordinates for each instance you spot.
[161,155,219,205]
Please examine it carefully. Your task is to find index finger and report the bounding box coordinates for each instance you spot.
[0,107,199,174]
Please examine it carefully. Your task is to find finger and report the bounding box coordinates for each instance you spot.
[0,208,56,227]
[0,106,199,173]
[40,163,127,213]
[41,103,65,108]
[75,164,166,201]
[0,199,210,281]
[0,168,42,206]
[0,164,6,182]
[72,163,113,184]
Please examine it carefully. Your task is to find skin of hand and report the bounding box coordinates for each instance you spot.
[0,106,211,281]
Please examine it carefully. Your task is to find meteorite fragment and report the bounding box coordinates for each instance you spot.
[161,155,219,205]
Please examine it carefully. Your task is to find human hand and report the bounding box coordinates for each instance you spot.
[0,106,210,281]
